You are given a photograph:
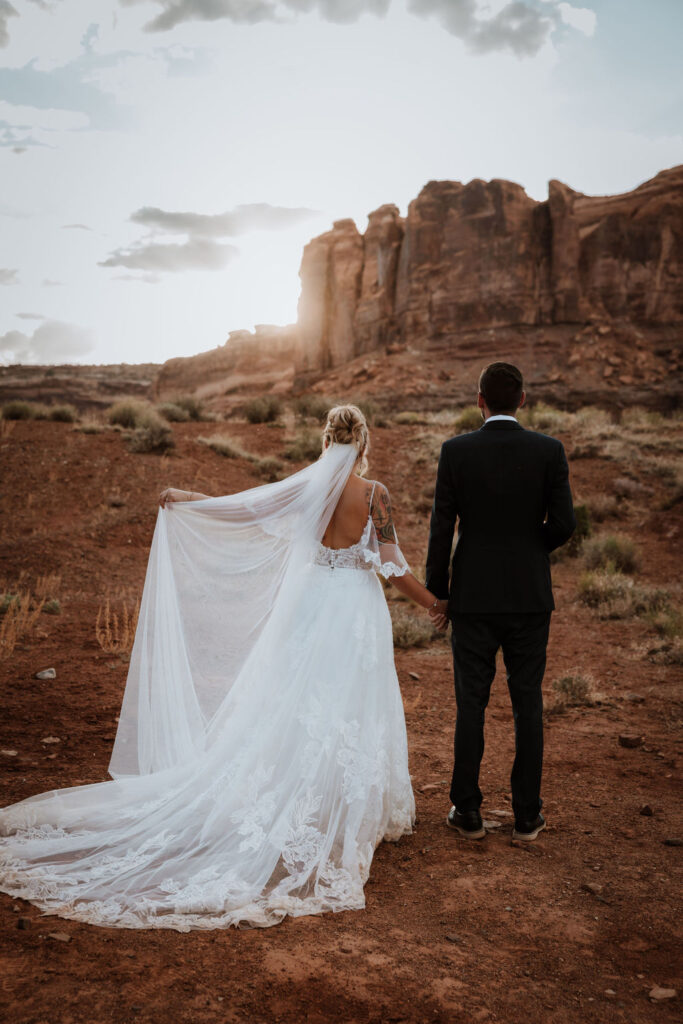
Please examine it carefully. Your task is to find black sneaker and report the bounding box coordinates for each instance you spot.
[512,813,546,841]
[446,806,486,840]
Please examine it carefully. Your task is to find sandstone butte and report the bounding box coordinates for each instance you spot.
[3,168,681,413]
[154,165,683,412]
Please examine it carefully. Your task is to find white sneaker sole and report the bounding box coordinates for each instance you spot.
[511,820,546,841]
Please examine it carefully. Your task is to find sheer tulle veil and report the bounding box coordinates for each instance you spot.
[110,441,361,778]
[0,439,415,930]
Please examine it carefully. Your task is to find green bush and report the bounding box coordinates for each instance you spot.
[394,411,428,426]
[42,599,61,615]
[552,674,595,706]
[48,404,78,423]
[285,429,322,462]
[582,534,639,573]
[157,402,190,422]
[453,406,483,433]
[2,400,35,420]
[244,396,282,424]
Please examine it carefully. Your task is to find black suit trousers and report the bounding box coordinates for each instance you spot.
[449,611,551,823]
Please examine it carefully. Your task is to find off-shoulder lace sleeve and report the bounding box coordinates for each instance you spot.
[362,482,411,579]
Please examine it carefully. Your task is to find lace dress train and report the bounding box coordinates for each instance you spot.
[0,445,416,930]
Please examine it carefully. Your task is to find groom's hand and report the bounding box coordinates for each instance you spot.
[428,599,449,631]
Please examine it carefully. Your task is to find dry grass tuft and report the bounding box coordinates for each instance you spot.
[127,412,175,454]
[284,429,323,462]
[453,406,482,433]
[35,574,61,600]
[48,404,79,423]
[244,396,282,424]
[586,493,620,522]
[197,435,284,478]
[582,534,639,573]
[0,589,45,659]
[390,605,436,648]
[578,568,669,620]
[95,596,140,654]
[157,402,190,422]
[547,673,598,714]
[2,400,37,420]
[520,402,570,433]
[291,394,331,423]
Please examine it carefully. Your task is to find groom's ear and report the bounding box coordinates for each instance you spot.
[477,392,486,410]
[518,391,526,410]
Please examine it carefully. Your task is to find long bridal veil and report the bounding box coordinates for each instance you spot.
[0,442,415,930]
[110,440,360,777]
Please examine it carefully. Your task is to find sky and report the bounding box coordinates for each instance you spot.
[0,0,681,367]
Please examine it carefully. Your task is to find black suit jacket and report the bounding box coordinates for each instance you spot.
[425,419,576,614]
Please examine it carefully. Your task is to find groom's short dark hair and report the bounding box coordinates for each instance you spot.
[478,362,524,414]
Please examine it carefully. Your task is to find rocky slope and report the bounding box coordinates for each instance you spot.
[154,165,683,410]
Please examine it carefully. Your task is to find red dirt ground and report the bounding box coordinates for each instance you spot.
[0,416,681,1024]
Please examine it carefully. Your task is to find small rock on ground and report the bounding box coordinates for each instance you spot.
[34,667,56,680]
[649,987,677,1001]
[618,733,643,748]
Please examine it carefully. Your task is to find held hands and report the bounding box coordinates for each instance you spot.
[428,598,449,631]
[159,488,191,508]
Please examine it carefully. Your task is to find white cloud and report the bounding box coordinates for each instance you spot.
[0,317,96,364]
[98,236,239,272]
[557,1,596,36]
[41,278,64,286]
[130,202,319,236]
[0,267,19,285]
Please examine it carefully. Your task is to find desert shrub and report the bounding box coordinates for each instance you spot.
[172,395,205,421]
[559,503,591,558]
[395,411,428,426]
[349,396,386,427]
[521,402,569,433]
[586,493,620,522]
[574,406,615,434]
[285,429,322,462]
[292,394,331,422]
[255,455,284,481]
[76,417,105,434]
[107,398,151,428]
[453,406,482,433]
[2,400,35,420]
[548,673,597,714]
[646,606,683,640]
[48,403,78,423]
[644,637,683,666]
[582,534,639,573]
[578,569,669,619]
[29,403,51,420]
[390,605,436,648]
[157,402,190,422]
[198,434,251,460]
[244,396,282,424]
[127,412,174,454]
[42,599,61,615]
[620,407,665,431]
[96,596,140,655]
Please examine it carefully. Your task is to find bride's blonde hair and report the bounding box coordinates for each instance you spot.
[322,404,369,476]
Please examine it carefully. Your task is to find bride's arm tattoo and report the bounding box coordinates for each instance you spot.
[372,485,396,544]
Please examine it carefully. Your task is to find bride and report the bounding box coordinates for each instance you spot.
[0,404,443,931]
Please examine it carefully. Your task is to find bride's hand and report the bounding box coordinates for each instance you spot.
[159,487,189,508]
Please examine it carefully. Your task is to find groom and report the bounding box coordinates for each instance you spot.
[425,362,576,841]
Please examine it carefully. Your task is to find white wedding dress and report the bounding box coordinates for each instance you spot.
[0,443,415,930]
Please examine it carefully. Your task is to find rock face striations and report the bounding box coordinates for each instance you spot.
[155,166,683,407]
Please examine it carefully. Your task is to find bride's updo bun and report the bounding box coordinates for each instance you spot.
[322,403,369,476]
